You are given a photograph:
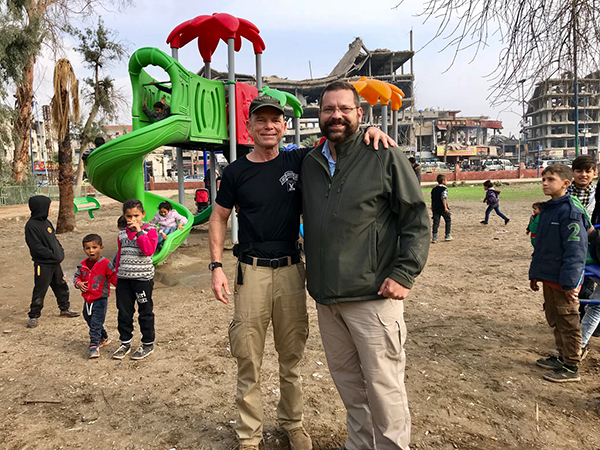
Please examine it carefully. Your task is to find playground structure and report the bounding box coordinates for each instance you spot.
[85,13,303,264]
[350,76,405,141]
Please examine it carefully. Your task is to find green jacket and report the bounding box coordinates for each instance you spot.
[301,130,430,305]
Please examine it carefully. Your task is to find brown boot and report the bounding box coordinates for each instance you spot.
[286,426,312,450]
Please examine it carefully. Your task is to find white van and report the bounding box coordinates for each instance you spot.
[482,159,516,171]
[540,159,572,169]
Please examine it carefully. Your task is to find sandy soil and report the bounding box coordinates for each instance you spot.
[1,193,600,450]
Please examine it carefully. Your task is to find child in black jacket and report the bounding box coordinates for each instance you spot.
[25,195,79,328]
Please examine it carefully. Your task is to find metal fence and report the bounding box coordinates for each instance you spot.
[0,185,98,206]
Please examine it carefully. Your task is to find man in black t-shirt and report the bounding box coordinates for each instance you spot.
[208,95,394,450]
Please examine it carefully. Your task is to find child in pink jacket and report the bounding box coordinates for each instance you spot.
[149,200,188,248]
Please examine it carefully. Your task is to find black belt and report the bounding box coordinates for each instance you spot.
[239,254,302,269]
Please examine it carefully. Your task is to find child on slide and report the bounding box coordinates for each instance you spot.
[149,200,188,249]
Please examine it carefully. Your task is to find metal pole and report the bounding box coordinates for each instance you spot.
[294,117,300,147]
[419,112,423,162]
[255,53,263,93]
[520,79,527,164]
[203,58,217,205]
[381,104,388,135]
[391,110,398,143]
[171,47,185,208]
[227,38,238,243]
[573,5,580,156]
[204,61,211,79]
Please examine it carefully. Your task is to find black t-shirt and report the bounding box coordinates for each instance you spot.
[216,148,311,258]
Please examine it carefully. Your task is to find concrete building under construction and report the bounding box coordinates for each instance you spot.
[526,72,600,159]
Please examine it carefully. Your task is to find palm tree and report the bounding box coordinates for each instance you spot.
[51,59,79,233]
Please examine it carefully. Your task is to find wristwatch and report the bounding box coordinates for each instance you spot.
[208,262,223,271]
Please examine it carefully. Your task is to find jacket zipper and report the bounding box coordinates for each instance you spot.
[314,153,333,300]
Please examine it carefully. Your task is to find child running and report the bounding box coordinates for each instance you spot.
[113,199,158,360]
[526,202,542,246]
[149,200,188,248]
[481,180,510,225]
[25,195,79,328]
[431,173,453,243]
[74,234,117,358]
[530,164,589,382]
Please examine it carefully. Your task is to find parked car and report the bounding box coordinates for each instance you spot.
[482,159,516,171]
[184,174,204,182]
[539,159,572,169]
[422,162,452,173]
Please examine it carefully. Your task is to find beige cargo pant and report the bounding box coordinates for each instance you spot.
[229,260,309,445]
[317,298,411,450]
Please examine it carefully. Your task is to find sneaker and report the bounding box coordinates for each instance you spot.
[131,344,154,360]
[89,346,100,359]
[536,355,564,370]
[60,308,80,318]
[504,218,510,225]
[112,343,131,360]
[239,445,259,450]
[26,318,38,328]
[445,235,454,241]
[431,238,438,244]
[581,345,590,362]
[99,338,110,348]
[286,426,313,450]
[480,220,488,224]
[543,366,580,383]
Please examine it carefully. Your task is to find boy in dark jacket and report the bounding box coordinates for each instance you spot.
[431,173,453,243]
[25,195,79,328]
[74,234,117,358]
[529,164,589,382]
[481,180,510,225]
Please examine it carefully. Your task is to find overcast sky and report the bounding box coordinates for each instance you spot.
[32,0,523,136]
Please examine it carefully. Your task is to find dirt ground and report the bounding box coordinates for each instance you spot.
[2,191,600,450]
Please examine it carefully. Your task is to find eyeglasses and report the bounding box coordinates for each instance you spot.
[320,106,359,115]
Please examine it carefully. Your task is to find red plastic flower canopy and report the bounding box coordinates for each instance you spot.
[166,13,266,63]
[351,77,405,111]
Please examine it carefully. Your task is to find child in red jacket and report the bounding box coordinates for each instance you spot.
[74,234,117,359]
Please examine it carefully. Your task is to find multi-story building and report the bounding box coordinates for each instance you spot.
[526,72,600,160]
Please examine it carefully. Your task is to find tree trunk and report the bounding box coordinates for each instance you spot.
[12,59,35,183]
[56,122,76,234]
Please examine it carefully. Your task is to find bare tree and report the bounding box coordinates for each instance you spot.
[3,0,130,184]
[51,59,79,233]
[397,0,600,106]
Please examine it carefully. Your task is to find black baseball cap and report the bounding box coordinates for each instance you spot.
[249,95,285,116]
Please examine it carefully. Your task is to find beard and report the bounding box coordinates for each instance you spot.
[320,117,359,143]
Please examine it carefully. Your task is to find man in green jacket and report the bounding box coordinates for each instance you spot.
[301,81,430,450]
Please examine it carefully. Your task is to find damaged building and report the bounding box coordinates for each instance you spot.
[526,72,600,159]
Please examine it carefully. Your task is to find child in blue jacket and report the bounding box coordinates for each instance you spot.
[529,164,589,383]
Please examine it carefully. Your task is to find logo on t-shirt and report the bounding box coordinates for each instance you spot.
[279,170,298,192]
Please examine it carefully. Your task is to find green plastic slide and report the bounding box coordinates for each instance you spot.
[86,47,227,264]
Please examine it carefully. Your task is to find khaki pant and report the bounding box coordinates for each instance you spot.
[229,261,309,445]
[317,299,410,450]
[543,283,582,366]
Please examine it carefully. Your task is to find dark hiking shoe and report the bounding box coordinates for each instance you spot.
[536,355,564,370]
[112,343,131,360]
[99,338,110,348]
[60,308,80,318]
[89,346,100,359]
[131,344,154,360]
[581,345,590,362]
[480,220,488,224]
[505,218,510,225]
[543,366,580,383]
[26,318,38,328]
